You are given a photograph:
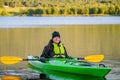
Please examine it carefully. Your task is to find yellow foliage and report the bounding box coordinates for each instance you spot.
[5,8,20,12]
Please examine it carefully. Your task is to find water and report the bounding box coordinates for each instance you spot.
[0,60,120,80]
[0,16,120,28]
[0,16,120,80]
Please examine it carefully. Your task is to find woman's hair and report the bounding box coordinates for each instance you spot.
[48,39,61,51]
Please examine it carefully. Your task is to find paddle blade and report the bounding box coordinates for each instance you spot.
[84,54,104,62]
[0,56,23,64]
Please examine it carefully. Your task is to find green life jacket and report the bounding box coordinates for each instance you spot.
[53,43,65,58]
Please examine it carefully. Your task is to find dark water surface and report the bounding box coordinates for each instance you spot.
[0,16,120,80]
[0,60,120,80]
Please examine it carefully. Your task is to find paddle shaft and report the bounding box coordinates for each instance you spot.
[77,58,84,60]
[23,58,84,62]
[23,59,39,61]
[24,57,88,61]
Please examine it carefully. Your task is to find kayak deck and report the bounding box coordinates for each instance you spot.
[28,55,111,77]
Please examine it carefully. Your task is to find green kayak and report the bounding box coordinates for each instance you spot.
[28,55,111,77]
[28,64,106,80]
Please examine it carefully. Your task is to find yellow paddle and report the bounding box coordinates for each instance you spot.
[0,56,38,65]
[0,54,104,64]
[0,56,23,64]
[77,54,104,63]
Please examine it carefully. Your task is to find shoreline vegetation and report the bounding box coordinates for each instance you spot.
[0,0,120,16]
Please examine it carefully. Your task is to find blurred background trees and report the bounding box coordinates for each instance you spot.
[0,0,120,16]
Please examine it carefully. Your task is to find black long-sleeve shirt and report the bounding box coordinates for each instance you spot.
[40,44,69,58]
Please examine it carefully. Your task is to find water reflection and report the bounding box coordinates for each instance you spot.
[1,76,22,80]
[0,25,120,69]
[28,64,106,80]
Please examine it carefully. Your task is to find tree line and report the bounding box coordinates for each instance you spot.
[0,0,120,16]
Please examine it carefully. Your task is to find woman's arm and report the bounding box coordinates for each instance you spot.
[40,45,51,58]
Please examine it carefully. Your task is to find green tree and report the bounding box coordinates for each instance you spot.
[9,2,15,8]
[59,8,65,14]
[81,7,89,14]
[69,7,75,14]
[77,7,82,14]
[51,7,54,14]
[89,7,99,14]
[103,6,109,14]
[46,8,53,14]
[108,5,115,15]
[42,8,46,15]
[115,5,120,15]
[53,7,59,15]
[24,1,31,7]
[35,8,43,15]
[28,9,35,16]
[98,7,104,14]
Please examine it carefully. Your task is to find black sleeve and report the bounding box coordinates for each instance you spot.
[40,45,51,58]
[64,46,69,58]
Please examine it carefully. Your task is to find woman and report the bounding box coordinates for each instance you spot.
[40,31,72,61]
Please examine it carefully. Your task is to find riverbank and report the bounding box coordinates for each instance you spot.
[0,7,120,16]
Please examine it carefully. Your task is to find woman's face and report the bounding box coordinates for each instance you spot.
[53,37,60,44]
